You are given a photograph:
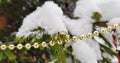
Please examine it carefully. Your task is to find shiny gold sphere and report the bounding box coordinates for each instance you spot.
[112,24,119,29]
[86,33,93,38]
[33,43,39,48]
[57,40,63,45]
[93,31,99,36]
[107,26,112,32]
[72,36,78,42]
[49,41,55,46]
[41,42,47,47]
[25,43,31,50]
[100,28,106,33]
[64,39,70,43]
[79,35,85,40]
[0,44,7,50]
[17,44,23,50]
[8,44,15,50]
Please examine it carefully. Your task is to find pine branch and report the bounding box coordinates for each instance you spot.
[99,34,112,48]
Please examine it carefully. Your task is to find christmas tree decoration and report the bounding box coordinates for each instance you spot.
[17,44,23,50]
[79,35,85,40]
[112,24,119,29]
[49,41,55,46]
[93,31,99,36]
[25,43,31,50]
[0,23,119,50]
[33,43,39,49]
[41,42,48,48]
[64,39,70,43]
[72,36,78,42]
[57,40,63,45]
[86,33,93,38]
[107,26,112,32]
[8,44,15,50]
[0,44,7,50]
[99,28,107,34]
[1,0,120,63]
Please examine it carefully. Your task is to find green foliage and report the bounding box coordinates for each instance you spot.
[92,12,102,22]
[0,0,77,30]
[4,49,15,60]
[99,34,116,63]
[15,26,70,63]
[0,0,47,30]
[0,0,11,4]
[0,0,118,63]
[92,12,116,63]
[0,50,3,60]
[99,34,112,48]
[51,45,66,63]
[0,49,15,62]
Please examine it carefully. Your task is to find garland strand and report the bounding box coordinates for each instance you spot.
[0,23,120,50]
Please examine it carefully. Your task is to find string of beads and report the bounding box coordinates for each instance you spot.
[0,23,120,50]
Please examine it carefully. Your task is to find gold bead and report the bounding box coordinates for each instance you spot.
[0,44,7,50]
[100,28,106,33]
[86,33,93,38]
[107,26,112,32]
[42,42,47,47]
[64,39,70,43]
[8,44,15,50]
[33,43,39,48]
[112,24,119,29]
[25,43,31,50]
[17,44,23,50]
[57,40,63,45]
[93,31,99,36]
[72,36,78,42]
[79,35,85,40]
[49,41,55,46]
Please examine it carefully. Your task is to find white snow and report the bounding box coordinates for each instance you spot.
[96,0,120,21]
[74,0,101,19]
[108,17,120,26]
[72,40,98,63]
[37,1,67,34]
[108,17,120,34]
[16,1,67,37]
[112,56,118,63]
[16,0,120,63]
[64,17,92,36]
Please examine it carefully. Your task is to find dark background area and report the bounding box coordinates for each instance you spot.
[0,0,77,31]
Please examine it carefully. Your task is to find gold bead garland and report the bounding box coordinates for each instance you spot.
[93,31,99,36]
[64,39,70,43]
[72,36,78,42]
[41,42,47,47]
[49,41,55,46]
[57,40,63,45]
[0,44,7,50]
[33,43,39,48]
[112,24,119,29]
[25,43,31,50]
[8,44,15,50]
[0,23,120,50]
[100,28,107,33]
[107,26,112,32]
[17,44,23,50]
[86,33,93,38]
[79,35,85,40]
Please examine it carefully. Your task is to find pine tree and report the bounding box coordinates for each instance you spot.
[0,0,118,63]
